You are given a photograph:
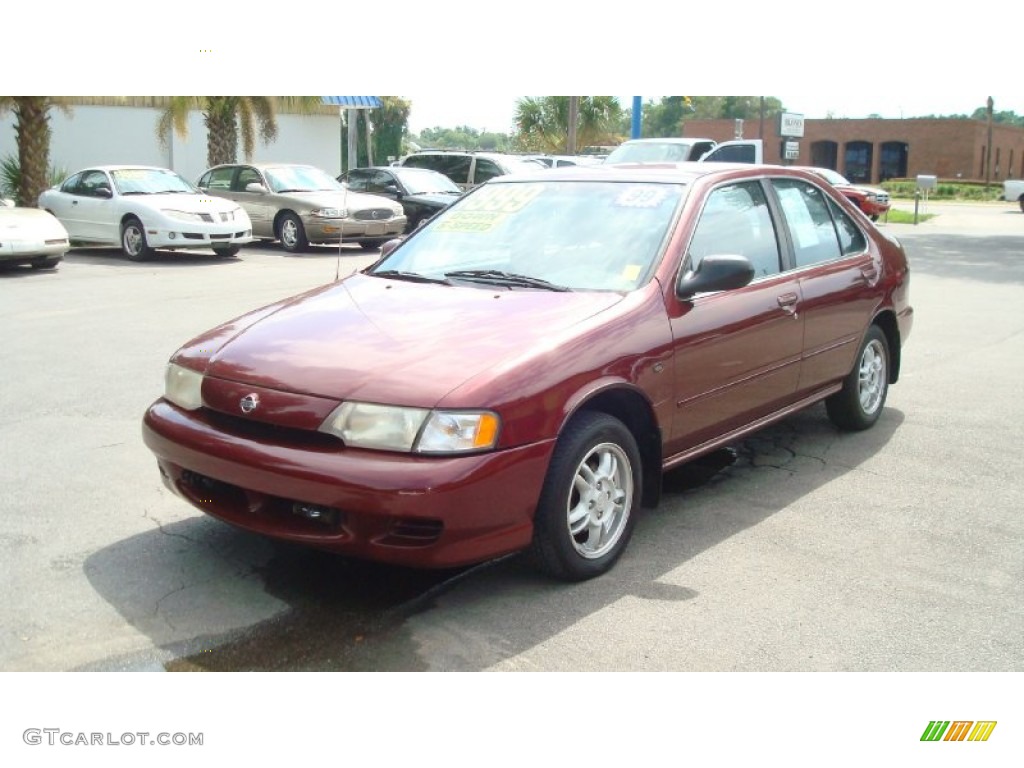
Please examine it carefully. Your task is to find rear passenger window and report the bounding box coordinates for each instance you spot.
[438,156,471,186]
[827,197,868,256]
[688,181,781,279]
[473,159,502,183]
[773,179,843,267]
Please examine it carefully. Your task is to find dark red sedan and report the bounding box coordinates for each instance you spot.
[143,164,913,581]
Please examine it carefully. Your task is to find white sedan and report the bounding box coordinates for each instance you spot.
[0,199,69,270]
[38,165,254,260]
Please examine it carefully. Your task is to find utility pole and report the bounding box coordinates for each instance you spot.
[567,96,579,154]
[985,96,994,187]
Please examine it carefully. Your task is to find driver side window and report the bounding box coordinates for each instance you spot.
[687,181,781,279]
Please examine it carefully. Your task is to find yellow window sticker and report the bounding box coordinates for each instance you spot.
[621,264,643,282]
[436,210,508,233]
[459,185,542,214]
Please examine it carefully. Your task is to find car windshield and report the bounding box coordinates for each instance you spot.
[813,168,851,186]
[111,168,196,195]
[394,169,462,195]
[368,180,685,292]
[503,157,548,173]
[605,142,693,163]
[264,166,343,193]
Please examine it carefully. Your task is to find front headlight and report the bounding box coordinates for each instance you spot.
[164,363,204,410]
[162,209,205,222]
[318,402,500,453]
[310,207,347,218]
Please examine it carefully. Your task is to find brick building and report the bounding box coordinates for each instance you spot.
[681,117,1024,184]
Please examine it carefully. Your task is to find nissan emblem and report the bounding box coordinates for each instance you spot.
[239,393,259,413]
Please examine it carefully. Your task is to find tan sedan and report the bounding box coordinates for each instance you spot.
[197,163,405,252]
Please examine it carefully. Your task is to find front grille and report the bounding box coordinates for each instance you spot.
[354,208,395,221]
[204,409,340,450]
[876,193,890,204]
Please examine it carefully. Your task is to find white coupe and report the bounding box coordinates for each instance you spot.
[0,199,69,270]
[38,165,254,261]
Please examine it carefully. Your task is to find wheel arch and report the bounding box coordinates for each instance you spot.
[273,209,301,238]
[871,309,901,383]
[560,383,663,509]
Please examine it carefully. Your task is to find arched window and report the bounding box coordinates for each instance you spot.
[810,141,838,169]
[844,142,873,183]
[879,142,908,181]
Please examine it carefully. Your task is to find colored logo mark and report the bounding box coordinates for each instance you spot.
[921,721,997,742]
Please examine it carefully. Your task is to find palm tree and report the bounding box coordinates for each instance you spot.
[0,97,71,206]
[157,97,322,168]
[514,97,622,153]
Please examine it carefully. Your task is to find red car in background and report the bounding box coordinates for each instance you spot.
[142,163,912,581]
[798,166,892,220]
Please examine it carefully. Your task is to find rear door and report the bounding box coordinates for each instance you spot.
[768,177,880,395]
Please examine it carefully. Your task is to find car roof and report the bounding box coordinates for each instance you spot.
[72,165,177,173]
[614,137,715,145]
[490,161,803,185]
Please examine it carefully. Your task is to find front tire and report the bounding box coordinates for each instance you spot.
[121,217,152,261]
[213,244,240,258]
[278,213,308,253]
[30,256,61,270]
[528,412,641,581]
[826,325,890,431]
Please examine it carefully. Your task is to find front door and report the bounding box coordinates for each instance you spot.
[665,179,804,457]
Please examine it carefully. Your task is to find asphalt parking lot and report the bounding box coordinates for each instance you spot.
[1,201,1022,672]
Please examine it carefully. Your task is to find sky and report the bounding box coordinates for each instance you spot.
[9,1,1019,136]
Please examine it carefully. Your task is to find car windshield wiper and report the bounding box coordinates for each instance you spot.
[371,269,451,285]
[444,269,570,291]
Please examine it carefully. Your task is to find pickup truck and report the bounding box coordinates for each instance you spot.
[1004,179,1024,212]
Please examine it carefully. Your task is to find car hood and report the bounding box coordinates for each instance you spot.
[852,184,887,196]
[0,207,68,238]
[404,192,461,208]
[197,272,626,407]
[273,189,403,214]
[137,193,245,214]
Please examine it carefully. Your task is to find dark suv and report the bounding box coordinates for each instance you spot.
[398,151,545,190]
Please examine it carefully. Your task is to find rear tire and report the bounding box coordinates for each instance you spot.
[826,325,890,431]
[357,240,380,250]
[528,412,641,581]
[121,217,152,261]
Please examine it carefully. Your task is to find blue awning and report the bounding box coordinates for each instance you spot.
[321,96,382,109]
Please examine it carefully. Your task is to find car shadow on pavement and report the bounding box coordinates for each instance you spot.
[81,405,903,671]
[62,249,243,267]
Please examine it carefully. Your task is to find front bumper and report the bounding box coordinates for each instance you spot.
[304,216,406,244]
[145,226,255,250]
[1,237,69,262]
[142,400,554,568]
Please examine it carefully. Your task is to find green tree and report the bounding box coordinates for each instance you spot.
[157,96,322,167]
[0,96,71,206]
[340,97,416,170]
[514,97,622,153]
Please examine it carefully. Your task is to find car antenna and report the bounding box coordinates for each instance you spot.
[335,177,348,281]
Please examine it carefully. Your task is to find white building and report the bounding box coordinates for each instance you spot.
[0,98,359,185]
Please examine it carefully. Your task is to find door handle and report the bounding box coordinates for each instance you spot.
[859,264,879,283]
[777,292,799,317]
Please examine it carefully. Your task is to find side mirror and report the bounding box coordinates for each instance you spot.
[379,237,404,259]
[244,182,266,194]
[96,186,113,199]
[382,184,400,196]
[677,254,754,300]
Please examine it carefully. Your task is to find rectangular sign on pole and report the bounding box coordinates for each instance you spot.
[779,112,805,138]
